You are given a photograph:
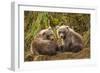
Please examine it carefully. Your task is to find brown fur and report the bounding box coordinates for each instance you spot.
[57,25,83,53]
[30,28,58,56]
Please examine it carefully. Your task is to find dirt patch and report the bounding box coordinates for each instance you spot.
[25,48,90,61]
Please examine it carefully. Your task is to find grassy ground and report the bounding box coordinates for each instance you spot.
[25,48,90,61]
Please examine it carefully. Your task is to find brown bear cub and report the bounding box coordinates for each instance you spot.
[30,28,58,56]
[56,25,83,53]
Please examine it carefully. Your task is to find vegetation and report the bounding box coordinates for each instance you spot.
[24,11,90,61]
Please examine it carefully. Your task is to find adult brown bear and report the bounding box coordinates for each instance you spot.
[30,28,58,56]
[56,25,83,53]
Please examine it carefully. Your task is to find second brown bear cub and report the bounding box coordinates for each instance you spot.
[56,25,83,52]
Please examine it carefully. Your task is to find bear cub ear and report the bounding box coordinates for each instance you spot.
[56,26,60,29]
[48,26,52,30]
[66,26,69,29]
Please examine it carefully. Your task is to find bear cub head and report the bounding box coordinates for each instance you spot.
[36,27,54,41]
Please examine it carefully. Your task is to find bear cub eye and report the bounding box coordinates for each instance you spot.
[59,31,65,34]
